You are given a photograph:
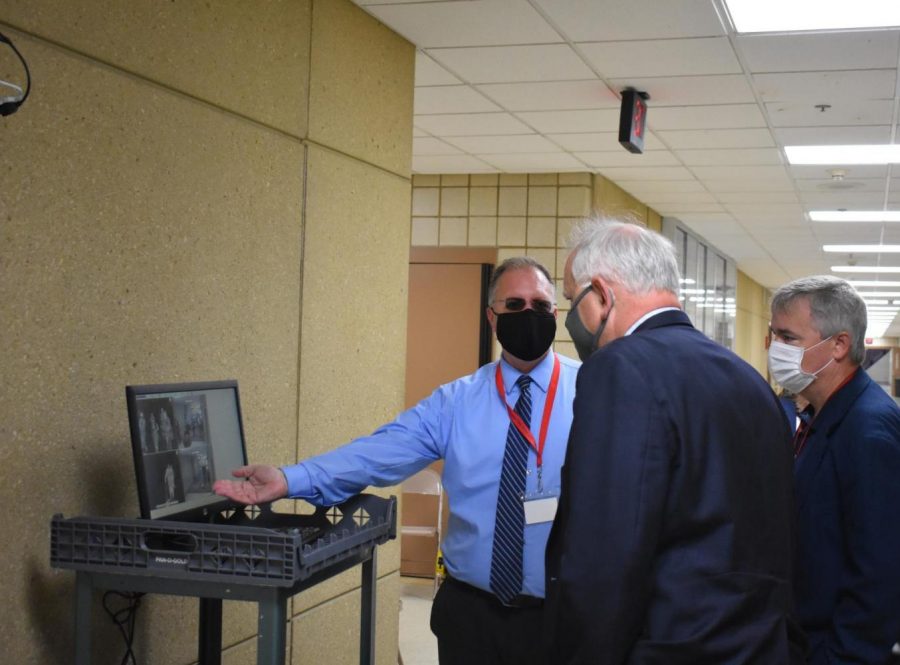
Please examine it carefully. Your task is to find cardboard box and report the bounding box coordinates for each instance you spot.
[400,492,441,578]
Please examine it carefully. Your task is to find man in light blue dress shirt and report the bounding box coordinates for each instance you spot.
[214,257,580,665]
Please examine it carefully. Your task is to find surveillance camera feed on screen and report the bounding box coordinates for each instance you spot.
[128,382,246,520]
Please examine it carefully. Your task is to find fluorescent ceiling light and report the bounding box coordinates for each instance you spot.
[863,299,890,305]
[785,145,900,165]
[832,266,900,273]
[846,280,900,287]
[866,325,891,338]
[824,245,900,253]
[851,292,900,297]
[812,211,900,222]
[725,1,900,33]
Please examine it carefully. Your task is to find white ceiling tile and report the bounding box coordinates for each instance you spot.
[674,213,739,226]
[415,86,500,114]
[580,37,740,78]
[795,179,886,192]
[415,52,461,86]
[548,131,667,151]
[642,191,720,204]
[516,109,621,133]
[754,70,897,103]
[598,166,696,181]
[676,148,783,166]
[427,45,594,84]
[413,137,465,155]
[477,80,618,111]
[738,31,900,74]
[621,180,708,194]
[652,202,727,213]
[704,179,795,193]
[534,0,725,41]
[363,0,562,48]
[444,134,561,153]
[574,151,681,167]
[691,165,790,180]
[723,194,801,205]
[413,127,429,137]
[790,164,889,179]
[815,226,883,242]
[655,128,775,149]
[800,191,888,205]
[774,125,892,145]
[649,104,766,130]
[607,75,755,106]
[478,152,587,172]
[765,99,894,128]
[414,113,533,136]
[412,154,497,173]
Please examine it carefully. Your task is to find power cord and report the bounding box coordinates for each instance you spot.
[102,590,144,665]
[0,30,31,116]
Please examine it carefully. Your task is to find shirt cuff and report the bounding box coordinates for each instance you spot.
[280,463,313,499]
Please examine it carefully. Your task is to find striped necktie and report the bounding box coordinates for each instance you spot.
[489,374,532,604]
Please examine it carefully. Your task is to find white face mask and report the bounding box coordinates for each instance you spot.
[767,336,834,394]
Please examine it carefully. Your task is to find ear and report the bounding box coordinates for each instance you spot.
[589,275,615,315]
[486,305,497,330]
[832,331,852,361]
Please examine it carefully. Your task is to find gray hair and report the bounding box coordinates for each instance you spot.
[771,275,866,365]
[488,256,555,304]
[568,216,680,295]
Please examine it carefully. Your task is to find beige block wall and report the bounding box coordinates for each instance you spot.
[411,172,766,367]
[411,172,593,360]
[0,1,412,664]
[736,270,772,377]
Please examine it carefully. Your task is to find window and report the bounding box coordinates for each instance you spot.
[663,219,737,349]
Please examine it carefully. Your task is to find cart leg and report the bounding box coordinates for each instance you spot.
[360,549,377,665]
[199,597,223,665]
[74,572,92,665]
[257,591,287,665]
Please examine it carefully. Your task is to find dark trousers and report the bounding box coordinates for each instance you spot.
[430,576,544,665]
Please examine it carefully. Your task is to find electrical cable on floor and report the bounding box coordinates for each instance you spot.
[102,590,144,665]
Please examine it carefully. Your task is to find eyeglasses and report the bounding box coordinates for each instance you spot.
[492,297,554,314]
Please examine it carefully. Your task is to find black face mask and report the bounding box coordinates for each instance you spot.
[495,309,557,362]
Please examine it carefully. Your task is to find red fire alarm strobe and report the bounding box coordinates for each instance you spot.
[619,89,649,154]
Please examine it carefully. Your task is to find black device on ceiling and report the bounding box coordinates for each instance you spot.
[0,30,30,117]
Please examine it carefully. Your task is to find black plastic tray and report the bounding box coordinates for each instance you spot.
[50,494,396,587]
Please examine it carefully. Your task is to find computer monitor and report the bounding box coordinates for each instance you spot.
[126,380,247,520]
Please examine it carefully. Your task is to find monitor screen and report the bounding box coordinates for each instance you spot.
[126,380,247,520]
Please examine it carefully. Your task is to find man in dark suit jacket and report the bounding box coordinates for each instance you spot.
[544,218,805,664]
[770,276,900,664]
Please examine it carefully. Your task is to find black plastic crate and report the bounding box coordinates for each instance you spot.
[51,494,396,587]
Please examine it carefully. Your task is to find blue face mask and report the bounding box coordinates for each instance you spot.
[565,285,613,361]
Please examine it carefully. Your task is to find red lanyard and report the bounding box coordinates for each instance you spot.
[494,353,561,469]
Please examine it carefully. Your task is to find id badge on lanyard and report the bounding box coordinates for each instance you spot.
[496,354,561,524]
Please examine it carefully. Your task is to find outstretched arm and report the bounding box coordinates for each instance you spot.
[213,464,287,505]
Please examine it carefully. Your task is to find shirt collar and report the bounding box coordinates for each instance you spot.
[625,307,681,336]
[499,350,555,395]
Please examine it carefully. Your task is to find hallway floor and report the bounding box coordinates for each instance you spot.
[398,576,438,665]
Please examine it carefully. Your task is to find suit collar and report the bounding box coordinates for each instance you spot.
[631,308,693,334]
[794,367,869,510]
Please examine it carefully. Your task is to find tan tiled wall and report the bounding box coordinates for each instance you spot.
[0,1,411,663]
[412,173,594,359]
[411,172,765,367]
